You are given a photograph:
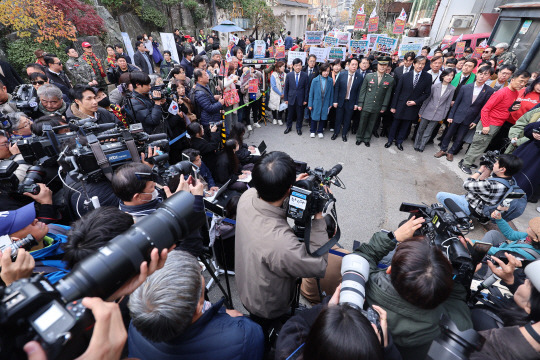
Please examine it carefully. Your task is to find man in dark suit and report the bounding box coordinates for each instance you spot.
[351,57,372,134]
[435,66,495,161]
[134,41,155,75]
[332,57,363,142]
[386,56,432,151]
[421,46,431,71]
[43,54,72,96]
[284,58,309,135]
[393,52,415,85]
[115,44,132,65]
[0,60,23,93]
[180,49,195,79]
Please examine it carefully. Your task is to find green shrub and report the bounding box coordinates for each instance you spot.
[7,39,69,75]
[136,3,167,28]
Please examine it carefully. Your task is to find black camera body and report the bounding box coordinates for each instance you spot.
[10,84,39,116]
[151,84,177,101]
[17,165,46,195]
[399,202,474,286]
[0,160,43,195]
[0,159,19,193]
[479,150,499,170]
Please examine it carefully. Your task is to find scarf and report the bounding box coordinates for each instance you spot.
[278,72,285,89]
[110,104,128,128]
[119,198,161,221]
[82,52,106,77]
[106,55,117,68]
[38,101,67,116]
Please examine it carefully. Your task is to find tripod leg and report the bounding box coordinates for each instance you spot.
[199,255,233,309]
[217,237,234,309]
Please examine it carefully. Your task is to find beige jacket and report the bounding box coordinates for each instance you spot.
[235,188,328,319]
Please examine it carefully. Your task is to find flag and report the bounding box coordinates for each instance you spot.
[398,8,407,20]
[479,39,488,48]
[226,48,232,63]
[229,34,239,45]
[168,100,179,115]
[277,37,284,46]
[369,8,377,18]
[357,4,364,14]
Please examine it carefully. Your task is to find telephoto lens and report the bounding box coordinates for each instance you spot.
[18,165,46,195]
[339,254,370,309]
[55,190,205,302]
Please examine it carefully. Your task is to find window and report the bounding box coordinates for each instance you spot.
[511,19,540,71]
[491,18,521,45]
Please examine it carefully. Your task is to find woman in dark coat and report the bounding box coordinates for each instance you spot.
[214,139,249,192]
[513,121,540,200]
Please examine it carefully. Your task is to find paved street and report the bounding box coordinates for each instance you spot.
[206,120,538,309]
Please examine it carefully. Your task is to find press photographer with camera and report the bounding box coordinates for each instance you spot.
[235,152,329,329]
[0,80,18,114]
[437,153,524,224]
[35,84,68,118]
[7,112,33,138]
[187,122,220,174]
[126,72,166,134]
[354,216,473,360]
[0,129,30,182]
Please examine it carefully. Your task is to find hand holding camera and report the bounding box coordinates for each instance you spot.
[0,247,35,286]
[393,216,425,242]
[23,183,53,205]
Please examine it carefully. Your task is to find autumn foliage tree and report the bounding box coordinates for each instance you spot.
[49,0,105,36]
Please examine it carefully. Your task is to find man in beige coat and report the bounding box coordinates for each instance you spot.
[235,151,328,324]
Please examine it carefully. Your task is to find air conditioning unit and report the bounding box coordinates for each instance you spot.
[451,16,474,29]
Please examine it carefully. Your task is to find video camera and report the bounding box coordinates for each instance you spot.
[150,84,177,101]
[399,200,475,286]
[287,162,345,256]
[479,150,499,170]
[0,191,205,359]
[10,84,39,116]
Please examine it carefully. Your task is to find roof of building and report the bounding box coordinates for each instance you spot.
[278,0,311,8]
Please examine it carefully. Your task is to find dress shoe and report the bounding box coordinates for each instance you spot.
[284,127,291,134]
[446,153,454,162]
[351,130,357,135]
[418,148,424,152]
[396,143,404,151]
[384,142,392,148]
[342,135,347,142]
[356,140,362,146]
[297,129,302,136]
[414,147,419,152]
[364,142,370,147]
[331,134,338,140]
[434,150,446,158]
[372,131,380,138]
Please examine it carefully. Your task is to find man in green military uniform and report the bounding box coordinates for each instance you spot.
[80,42,108,91]
[65,47,98,86]
[356,56,394,146]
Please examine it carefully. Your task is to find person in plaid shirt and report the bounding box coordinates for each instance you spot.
[436,154,523,224]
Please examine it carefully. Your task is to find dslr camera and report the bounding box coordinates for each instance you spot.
[0,159,45,196]
[479,150,499,170]
[10,84,39,116]
[399,200,475,286]
[0,191,205,359]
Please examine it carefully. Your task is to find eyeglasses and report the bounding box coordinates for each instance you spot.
[32,81,46,85]
[483,51,491,54]
[0,142,8,148]
[53,62,62,65]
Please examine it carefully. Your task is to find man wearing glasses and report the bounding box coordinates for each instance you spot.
[0,130,30,182]
[482,46,496,62]
[44,54,72,96]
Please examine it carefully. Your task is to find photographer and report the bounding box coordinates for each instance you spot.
[187,122,220,174]
[276,286,401,360]
[354,216,472,360]
[235,151,328,325]
[6,112,33,138]
[182,148,218,195]
[128,250,264,360]
[0,130,29,182]
[36,84,68,118]
[468,259,540,360]
[0,80,18,114]
[437,153,524,224]
[125,72,165,133]
[193,68,224,129]
[66,85,119,125]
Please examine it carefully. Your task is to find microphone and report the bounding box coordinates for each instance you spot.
[325,164,343,179]
[444,198,470,224]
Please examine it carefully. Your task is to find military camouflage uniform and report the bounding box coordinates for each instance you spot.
[496,50,518,67]
[80,53,108,90]
[65,57,96,86]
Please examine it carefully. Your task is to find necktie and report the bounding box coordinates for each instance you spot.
[413,73,419,88]
[404,67,409,73]
[295,73,299,87]
[309,69,312,77]
[346,73,353,100]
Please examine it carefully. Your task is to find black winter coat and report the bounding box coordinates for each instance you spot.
[128,91,163,134]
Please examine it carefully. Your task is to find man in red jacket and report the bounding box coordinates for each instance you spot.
[459,70,530,174]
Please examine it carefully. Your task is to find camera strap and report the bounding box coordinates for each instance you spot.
[303,218,341,257]
[525,322,540,345]
[121,130,141,163]
[87,134,114,181]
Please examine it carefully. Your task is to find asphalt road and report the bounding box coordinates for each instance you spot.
[206,119,538,310]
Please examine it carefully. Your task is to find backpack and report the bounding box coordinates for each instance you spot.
[481,177,527,221]
[189,87,204,121]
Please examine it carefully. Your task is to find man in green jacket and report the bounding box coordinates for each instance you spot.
[355,216,473,360]
[356,56,394,147]
[506,106,540,153]
[451,58,477,100]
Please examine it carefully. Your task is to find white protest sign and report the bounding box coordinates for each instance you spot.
[287,51,307,65]
[160,32,180,63]
[309,47,330,62]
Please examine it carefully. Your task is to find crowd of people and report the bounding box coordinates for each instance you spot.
[0,26,540,360]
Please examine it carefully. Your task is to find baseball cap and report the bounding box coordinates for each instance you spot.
[0,202,36,236]
[81,42,92,48]
[393,51,398,56]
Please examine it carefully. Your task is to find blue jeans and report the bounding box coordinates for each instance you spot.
[436,192,471,216]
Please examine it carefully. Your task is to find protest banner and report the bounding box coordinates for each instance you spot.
[367,34,380,49]
[287,51,307,65]
[397,43,422,58]
[274,45,285,59]
[323,36,338,47]
[248,78,258,94]
[350,40,368,56]
[374,36,397,54]
[455,41,466,57]
[354,13,366,30]
[472,46,485,60]
[309,47,330,62]
[393,19,405,34]
[368,9,379,32]
[253,40,266,59]
[328,47,346,61]
[268,46,274,58]
[336,32,351,47]
[305,31,324,45]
